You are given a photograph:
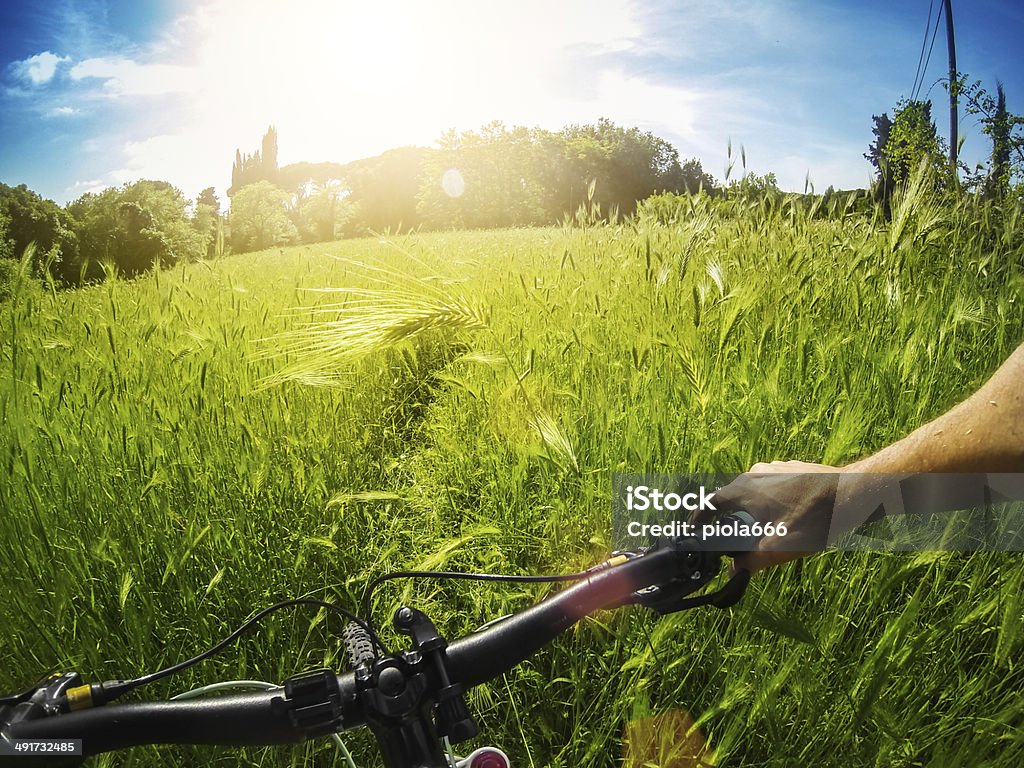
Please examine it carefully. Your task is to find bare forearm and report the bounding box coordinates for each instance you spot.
[716,344,1024,572]
[849,344,1024,474]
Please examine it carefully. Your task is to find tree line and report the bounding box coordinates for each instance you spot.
[2,76,1021,297]
[224,119,720,252]
[0,179,222,298]
[865,77,1023,216]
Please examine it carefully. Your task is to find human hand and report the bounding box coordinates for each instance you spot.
[692,460,842,573]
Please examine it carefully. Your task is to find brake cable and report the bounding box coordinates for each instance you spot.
[361,553,635,635]
[90,598,388,705]
[46,557,645,707]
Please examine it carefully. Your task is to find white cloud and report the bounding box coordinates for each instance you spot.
[65,179,106,197]
[47,106,78,117]
[68,57,197,96]
[594,71,703,138]
[11,51,68,86]
[105,134,226,197]
[67,0,648,200]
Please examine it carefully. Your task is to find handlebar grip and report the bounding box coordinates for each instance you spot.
[343,623,376,668]
[446,546,682,687]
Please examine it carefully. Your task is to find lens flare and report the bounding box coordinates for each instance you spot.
[622,709,715,767]
[441,168,466,198]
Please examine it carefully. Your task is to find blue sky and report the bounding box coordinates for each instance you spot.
[1,0,1022,205]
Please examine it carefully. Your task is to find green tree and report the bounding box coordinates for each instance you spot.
[884,99,948,187]
[68,180,205,278]
[229,181,297,252]
[865,112,895,215]
[67,187,119,280]
[955,76,1024,196]
[294,183,352,242]
[0,205,13,262]
[865,100,948,218]
[192,187,221,257]
[557,119,686,217]
[229,126,281,197]
[679,158,718,195]
[962,80,1024,199]
[418,123,549,229]
[417,119,693,229]
[985,83,1012,199]
[0,183,78,283]
[343,147,427,234]
[0,207,17,298]
[727,171,781,203]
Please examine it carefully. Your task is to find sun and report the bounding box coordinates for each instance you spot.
[190,1,551,163]
[162,0,640,197]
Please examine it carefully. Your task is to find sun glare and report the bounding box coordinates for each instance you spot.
[102,0,640,198]
[189,0,580,166]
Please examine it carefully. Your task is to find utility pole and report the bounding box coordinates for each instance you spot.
[943,0,958,177]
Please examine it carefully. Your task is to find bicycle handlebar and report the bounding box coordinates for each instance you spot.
[445,544,683,687]
[2,526,753,763]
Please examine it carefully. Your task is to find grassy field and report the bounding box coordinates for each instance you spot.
[2,184,1023,767]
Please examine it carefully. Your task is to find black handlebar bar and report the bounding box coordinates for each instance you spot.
[445,544,684,687]
[3,525,754,763]
[4,687,354,750]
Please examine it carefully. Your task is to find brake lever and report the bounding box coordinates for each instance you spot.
[630,565,750,614]
[709,568,751,608]
[0,673,83,713]
[628,513,760,615]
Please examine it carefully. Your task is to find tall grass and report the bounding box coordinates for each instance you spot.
[1,179,1022,767]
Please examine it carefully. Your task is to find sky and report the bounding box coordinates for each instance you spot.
[1,0,1022,206]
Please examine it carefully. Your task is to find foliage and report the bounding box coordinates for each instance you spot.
[292,183,353,243]
[680,158,718,195]
[959,78,1024,199]
[865,112,895,215]
[229,180,298,251]
[417,119,713,229]
[0,182,78,283]
[635,190,713,226]
[0,206,11,262]
[883,99,949,188]
[278,161,349,193]
[0,243,40,302]
[985,84,1014,199]
[342,147,427,235]
[727,170,781,203]
[865,100,950,218]
[557,119,692,217]
[67,180,206,279]
[418,122,551,229]
[225,123,718,240]
[230,125,280,197]
[192,187,221,258]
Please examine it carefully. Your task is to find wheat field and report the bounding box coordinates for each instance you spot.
[2,186,1023,766]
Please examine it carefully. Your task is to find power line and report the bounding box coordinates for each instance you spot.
[911,0,936,100]
[913,1,945,102]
